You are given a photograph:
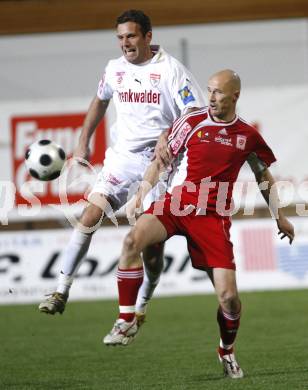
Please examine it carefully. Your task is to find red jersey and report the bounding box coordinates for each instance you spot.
[167,107,276,213]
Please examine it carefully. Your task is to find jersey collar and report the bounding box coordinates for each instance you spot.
[120,45,164,66]
[151,45,164,63]
[208,108,238,126]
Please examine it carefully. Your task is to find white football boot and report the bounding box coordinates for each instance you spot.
[218,348,244,379]
[135,311,146,327]
[38,292,68,315]
[103,318,138,346]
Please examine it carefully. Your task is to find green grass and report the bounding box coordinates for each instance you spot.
[1,290,307,390]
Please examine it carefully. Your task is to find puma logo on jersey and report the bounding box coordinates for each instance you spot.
[118,89,161,104]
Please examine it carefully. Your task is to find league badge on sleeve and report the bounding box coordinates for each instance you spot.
[178,86,196,105]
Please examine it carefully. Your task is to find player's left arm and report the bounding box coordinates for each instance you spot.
[248,154,295,244]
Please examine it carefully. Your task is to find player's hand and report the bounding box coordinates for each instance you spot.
[154,131,172,167]
[126,194,143,225]
[73,144,90,166]
[277,217,295,244]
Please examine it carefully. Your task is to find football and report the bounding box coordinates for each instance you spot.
[25,139,66,181]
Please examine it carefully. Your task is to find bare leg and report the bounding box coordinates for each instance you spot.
[103,214,167,345]
[135,242,165,314]
[209,267,243,378]
[212,268,241,314]
[117,214,167,320]
[209,268,241,350]
[119,214,167,269]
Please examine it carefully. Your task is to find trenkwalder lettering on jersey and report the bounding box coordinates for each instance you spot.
[118,89,161,104]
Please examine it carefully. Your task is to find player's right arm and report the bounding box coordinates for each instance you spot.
[128,113,194,218]
[75,65,113,162]
[247,153,295,244]
[74,96,109,162]
[136,109,195,206]
[127,159,167,218]
[255,167,294,244]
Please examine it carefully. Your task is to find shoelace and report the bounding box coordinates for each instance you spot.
[45,293,65,303]
[225,357,239,373]
[113,320,135,335]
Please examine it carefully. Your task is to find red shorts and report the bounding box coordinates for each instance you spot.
[145,194,235,270]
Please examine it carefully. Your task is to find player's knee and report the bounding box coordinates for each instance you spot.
[79,203,103,228]
[123,231,140,256]
[218,291,240,312]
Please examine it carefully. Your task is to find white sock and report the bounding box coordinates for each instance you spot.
[219,338,233,351]
[56,272,74,295]
[135,269,160,313]
[56,229,92,296]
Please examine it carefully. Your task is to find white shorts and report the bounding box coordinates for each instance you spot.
[88,147,164,211]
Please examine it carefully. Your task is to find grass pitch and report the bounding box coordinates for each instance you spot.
[1,289,307,390]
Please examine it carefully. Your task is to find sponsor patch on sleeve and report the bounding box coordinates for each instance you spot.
[168,122,192,155]
[97,73,106,96]
[178,86,196,105]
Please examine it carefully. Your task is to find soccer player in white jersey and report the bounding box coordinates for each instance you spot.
[38,10,205,318]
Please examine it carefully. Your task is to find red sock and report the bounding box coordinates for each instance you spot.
[117,267,144,322]
[218,346,234,358]
[217,305,241,351]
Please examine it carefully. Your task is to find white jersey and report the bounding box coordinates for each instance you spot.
[97,46,206,153]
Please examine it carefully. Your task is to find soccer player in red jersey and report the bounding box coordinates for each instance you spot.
[104,69,294,379]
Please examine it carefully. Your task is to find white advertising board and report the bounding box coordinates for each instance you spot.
[0,217,307,304]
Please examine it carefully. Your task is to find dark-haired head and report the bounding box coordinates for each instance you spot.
[116,9,152,37]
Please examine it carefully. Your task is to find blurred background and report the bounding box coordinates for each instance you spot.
[1,0,308,304]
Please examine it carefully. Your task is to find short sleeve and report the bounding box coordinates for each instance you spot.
[252,131,276,168]
[167,118,193,157]
[97,64,113,101]
[171,61,206,114]
[246,152,267,174]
